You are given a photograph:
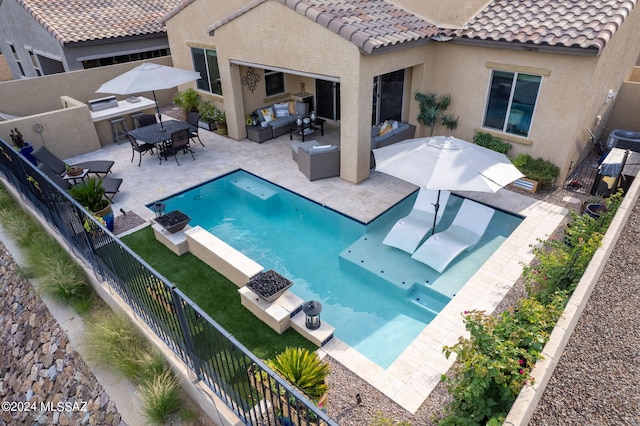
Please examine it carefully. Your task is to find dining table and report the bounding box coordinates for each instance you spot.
[127,120,196,145]
[128,120,197,162]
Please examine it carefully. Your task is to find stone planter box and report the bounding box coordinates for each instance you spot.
[155,210,191,233]
[247,270,293,302]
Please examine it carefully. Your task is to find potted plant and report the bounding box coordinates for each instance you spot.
[10,127,36,165]
[68,177,114,231]
[584,193,607,219]
[213,107,227,135]
[197,100,217,131]
[172,88,200,121]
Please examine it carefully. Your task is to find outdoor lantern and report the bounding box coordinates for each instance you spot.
[152,201,166,218]
[303,300,322,330]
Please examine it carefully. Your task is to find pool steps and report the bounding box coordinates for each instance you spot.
[153,223,334,347]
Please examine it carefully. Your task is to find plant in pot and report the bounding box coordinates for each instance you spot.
[172,88,200,121]
[584,193,607,218]
[68,178,114,231]
[10,127,36,165]
[512,153,560,189]
[212,107,227,136]
[197,100,217,131]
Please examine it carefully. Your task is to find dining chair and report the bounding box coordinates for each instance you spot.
[162,128,194,165]
[127,134,155,166]
[134,114,157,128]
[187,111,204,146]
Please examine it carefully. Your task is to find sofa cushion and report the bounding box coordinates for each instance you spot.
[295,102,309,117]
[274,103,289,118]
[261,108,275,122]
[309,145,338,155]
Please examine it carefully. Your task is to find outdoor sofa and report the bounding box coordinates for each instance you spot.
[371,121,416,149]
[253,100,310,139]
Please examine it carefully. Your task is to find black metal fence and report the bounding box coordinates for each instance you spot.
[0,138,337,426]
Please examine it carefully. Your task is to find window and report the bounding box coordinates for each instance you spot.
[264,70,284,97]
[29,50,41,76]
[191,47,222,96]
[483,70,541,137]
[10,44,25,76]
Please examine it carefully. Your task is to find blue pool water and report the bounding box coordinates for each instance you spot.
[153,170,522,368]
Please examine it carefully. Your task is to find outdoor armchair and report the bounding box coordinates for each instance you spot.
[187,112,204,146]
[127,134,155,167]
[161,128,194,165]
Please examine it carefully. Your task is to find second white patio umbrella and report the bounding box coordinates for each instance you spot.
[96,62,201,128]
[373,135,524,232]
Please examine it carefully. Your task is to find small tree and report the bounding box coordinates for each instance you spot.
[414,91,459,136]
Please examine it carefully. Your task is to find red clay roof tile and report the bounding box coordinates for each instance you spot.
[449,0,637,54]
[18,0,183,44]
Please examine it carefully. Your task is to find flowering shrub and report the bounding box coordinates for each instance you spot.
[440,294,567,425]
[523,190,622,304]
[440,190,624,425]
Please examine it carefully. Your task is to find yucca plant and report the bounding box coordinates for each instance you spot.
[267,347,329,401]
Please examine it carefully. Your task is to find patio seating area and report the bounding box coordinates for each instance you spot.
[64,118,572,412]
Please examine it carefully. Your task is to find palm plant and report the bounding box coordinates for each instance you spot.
[267,347,329,401]
[68,177,109,212]
[414,91,459,136]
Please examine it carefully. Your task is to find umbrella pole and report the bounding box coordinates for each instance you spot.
[152,91,164,130]
[432,190,441,235]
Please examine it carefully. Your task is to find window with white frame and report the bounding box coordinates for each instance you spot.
[264,69,284,97]
[191,47,222,96]
[483,70,541,137]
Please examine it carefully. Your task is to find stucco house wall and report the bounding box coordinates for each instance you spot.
[164,0,640,186]
[0,0,66,78]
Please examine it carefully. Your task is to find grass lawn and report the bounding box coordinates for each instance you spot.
[121,226,316,360]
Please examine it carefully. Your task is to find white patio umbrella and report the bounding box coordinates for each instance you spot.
[96,62,201,128]
[373,135,524,233]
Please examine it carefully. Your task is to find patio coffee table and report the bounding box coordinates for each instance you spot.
[289,118,325,142]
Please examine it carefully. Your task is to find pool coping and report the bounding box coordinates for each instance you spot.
[318,191,569,413]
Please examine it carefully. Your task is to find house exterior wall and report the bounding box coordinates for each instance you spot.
[0,0,66,78]
[0,0,171,78]
[165,0,640,185]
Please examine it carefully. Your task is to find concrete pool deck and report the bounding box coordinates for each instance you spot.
[67,120,574,413]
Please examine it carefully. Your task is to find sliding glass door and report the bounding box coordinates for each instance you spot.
[316,79,340,121]
[372,69,405,125]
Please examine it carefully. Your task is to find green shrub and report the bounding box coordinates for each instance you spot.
[173,88,200,114]
[38,255,91,304]
[86,312,152,380]
[472,132,512,154]
[371,412,412,425]
[523,190,622,304]
[267,347,329,402]
[137,369,181,424]
[440,294,567,425]
[511,154,560,186]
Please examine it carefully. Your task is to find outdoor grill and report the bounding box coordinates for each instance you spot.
[88,96,118,112]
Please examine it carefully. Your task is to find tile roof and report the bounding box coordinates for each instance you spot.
[209,0,438,55]
[17,0,183,44]
[277,0,439,54]
[448,0,638,54]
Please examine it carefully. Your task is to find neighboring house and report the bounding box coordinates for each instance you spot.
[162,0,640,184]
[0,0,181,79]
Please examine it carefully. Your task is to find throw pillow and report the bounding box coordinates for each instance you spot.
[261,108,275,122]
[288,100,297,115]
[378,121,390,135]
[274,103,289,118]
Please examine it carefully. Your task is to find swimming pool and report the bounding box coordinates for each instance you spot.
[153,170,522,368]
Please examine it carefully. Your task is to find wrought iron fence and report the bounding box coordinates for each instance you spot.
[0,138,337,426]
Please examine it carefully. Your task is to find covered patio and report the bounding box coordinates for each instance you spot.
[64,119,569,412]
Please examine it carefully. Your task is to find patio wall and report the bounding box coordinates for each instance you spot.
[604,66,640,136]
[0,57,175,159]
